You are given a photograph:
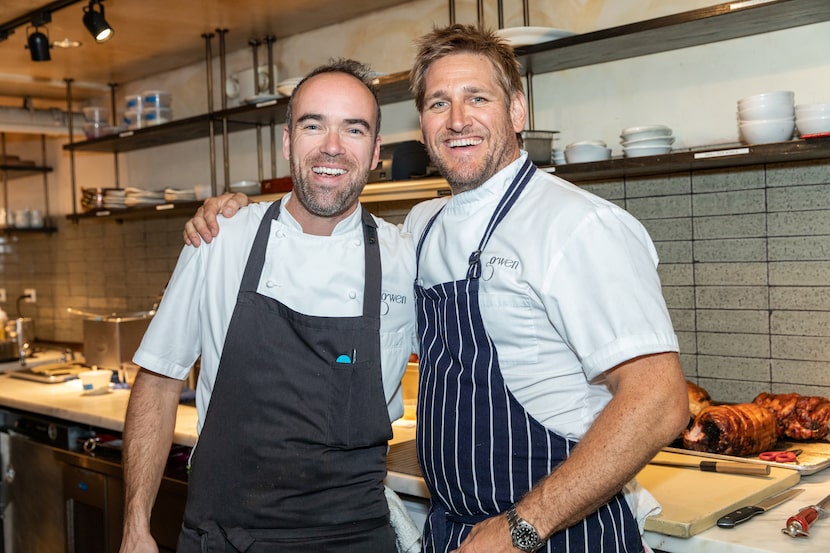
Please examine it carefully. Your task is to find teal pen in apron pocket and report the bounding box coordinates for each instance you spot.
[336,349,356,363]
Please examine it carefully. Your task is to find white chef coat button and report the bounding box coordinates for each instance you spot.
[354,239,362,247]
[348,290,358,300]
[274,229,285,239]
[265,280,278,288]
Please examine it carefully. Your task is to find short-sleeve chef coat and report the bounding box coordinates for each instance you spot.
[134,194,418,434]
[402,152,679,530]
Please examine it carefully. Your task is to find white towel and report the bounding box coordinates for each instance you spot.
[385,486,422,553]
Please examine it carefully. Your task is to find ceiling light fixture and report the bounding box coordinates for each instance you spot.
[25,12,52,62]
[82,0,113,43]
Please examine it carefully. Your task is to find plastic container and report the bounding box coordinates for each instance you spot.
[142,90,172,108]
[83,106,109,123]
[143,107,173,126]
[123,110,144,130]
[79,369,113,395]
[125,94,144,111]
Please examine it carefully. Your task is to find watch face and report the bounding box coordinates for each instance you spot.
[513,521,542,551]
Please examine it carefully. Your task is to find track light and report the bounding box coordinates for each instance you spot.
[83,0,113,43]
[26,25,51,62]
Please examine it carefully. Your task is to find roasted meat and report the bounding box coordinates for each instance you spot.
[687,380,713,420]
[683,403,778,456]
[753,392,830,441]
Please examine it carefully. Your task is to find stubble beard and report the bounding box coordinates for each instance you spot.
[291,156,369,218]
[427,132,517,195]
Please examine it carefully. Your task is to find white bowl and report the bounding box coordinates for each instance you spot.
[620,125,672,141]
[797,115,830,136]
[738,103,794,121]
[79,369,113,395]
[738,90,794,108]
[566,139,607,149]
[623,144,673,157]
[277,77,303,97]
[739,118,795,144]
[796,103,830,117]
[564,143,612,163]
[620,136,675,147]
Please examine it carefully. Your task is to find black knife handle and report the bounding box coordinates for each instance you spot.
[717,506,764,528]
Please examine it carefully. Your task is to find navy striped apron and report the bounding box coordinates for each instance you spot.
[413,157,643,552]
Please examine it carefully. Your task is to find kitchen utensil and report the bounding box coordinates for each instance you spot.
[782,491,830,537]
[648,457,770,476]
[760,449,802,463]
[717,487,803,528]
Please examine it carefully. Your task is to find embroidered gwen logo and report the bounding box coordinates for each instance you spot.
[482,255,520,281]
[380,291,408,316]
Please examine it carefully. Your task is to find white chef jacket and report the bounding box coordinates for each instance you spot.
[134,195,418,434]
[403,152,678,531]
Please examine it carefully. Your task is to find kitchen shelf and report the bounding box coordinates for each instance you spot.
[66,200,204,222]
[1,225,57,235]
[516,0,830,74]
[1,164,52,180]
[553,137,830,182]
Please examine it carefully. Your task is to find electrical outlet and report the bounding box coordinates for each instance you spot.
[0,288,5,303]
[23,288,36,303]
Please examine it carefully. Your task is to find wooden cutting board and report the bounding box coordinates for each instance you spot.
[638,450,801,538]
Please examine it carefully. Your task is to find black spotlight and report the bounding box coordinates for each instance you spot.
[83,0,113,43]
[26,27,51,61]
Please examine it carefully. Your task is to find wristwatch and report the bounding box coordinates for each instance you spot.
[506,504,544,552]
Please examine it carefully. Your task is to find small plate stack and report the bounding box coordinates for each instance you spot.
[620,125,675,157]
[796,103,830,138]
[737,91,795,144]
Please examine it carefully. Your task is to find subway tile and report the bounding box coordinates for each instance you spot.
[692,189,766,217]
[772,335,830,362]
[692,165,765,193]
[662,286,695,309]
[766,159,830,187]
[678,353,698,378]
[770,286,830,310]
[697,332,770,358]
[693,214,766,240]
[771,359,830,387]
[771,310,830,337]
[696,309,769,334]
[694,238,767,262]
[668,308,695,332]
[698,377,770,404]
[768,236,830,261]
[676,330,697,354]
[654,241,693,263]
[696,285,769,309]
[625,195,691,220]
[641,217,692,241]
[768,210,830,237]
[625,174,691,198]
[697,355,770,381]
[579,180,625,201]
[770,383,830,397]
[768,261,830,286]
[767,184,830,212]
[658,263,694,286]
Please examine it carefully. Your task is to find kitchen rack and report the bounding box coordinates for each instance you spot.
[63,0,830,221]
[2,133,57,233]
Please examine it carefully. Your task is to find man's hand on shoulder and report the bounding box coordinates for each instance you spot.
[183,192,251,247]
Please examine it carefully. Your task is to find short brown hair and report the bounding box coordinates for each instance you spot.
[409,24,524,113]
[286,58,382,138]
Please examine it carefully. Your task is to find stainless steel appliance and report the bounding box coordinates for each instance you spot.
[81,315,152,372]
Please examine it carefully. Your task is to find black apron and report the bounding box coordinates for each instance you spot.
[178,200,396,552]
[414,158,643,552]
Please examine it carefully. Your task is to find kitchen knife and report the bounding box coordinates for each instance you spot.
[717,488,804,528]
[649,458,770,476]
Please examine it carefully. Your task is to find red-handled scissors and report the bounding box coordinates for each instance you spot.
[760,449,802,463]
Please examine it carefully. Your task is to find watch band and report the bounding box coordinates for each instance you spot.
[506,504,544,552]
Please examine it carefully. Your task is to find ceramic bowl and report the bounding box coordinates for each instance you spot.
[739,117,795,144]
[738,102,794,121]
[797,115,830,136]
[738,90,794,109]
[623,144,673,157]
[564,142,611,163]
[620,136,676,147]
[620,125,672,141]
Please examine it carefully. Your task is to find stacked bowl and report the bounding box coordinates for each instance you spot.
[564,140,612,164]
[620,125,674,157]
[796,103,830,137]
[737,91,795,144]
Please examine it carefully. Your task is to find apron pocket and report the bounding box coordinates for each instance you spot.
[327,360,392,448]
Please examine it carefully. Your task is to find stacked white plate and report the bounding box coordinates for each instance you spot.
[737,91,795,144]
[620,125,674,157]
[796,103,830,137]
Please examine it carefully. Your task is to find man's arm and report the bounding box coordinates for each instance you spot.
[455,351,688,553]
[183,192,251,246]
[120,369,184,553]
